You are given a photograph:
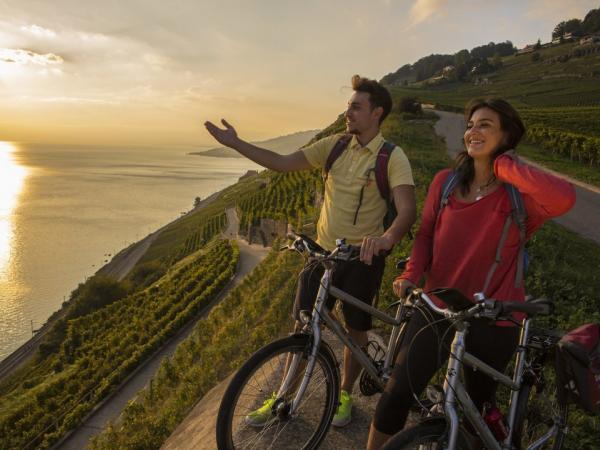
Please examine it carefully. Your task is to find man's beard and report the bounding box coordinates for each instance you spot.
[346,124,360,135]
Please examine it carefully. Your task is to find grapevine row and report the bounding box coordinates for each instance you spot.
[0,240,238,450]
[526,124,600,166]
[237,170,319,232]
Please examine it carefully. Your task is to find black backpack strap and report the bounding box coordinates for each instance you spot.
[323,134,352,182]
[374,141,396,200]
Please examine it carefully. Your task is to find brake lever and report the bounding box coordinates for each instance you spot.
[476,299,503,321]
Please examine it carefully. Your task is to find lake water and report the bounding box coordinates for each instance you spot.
[0,141,261,361]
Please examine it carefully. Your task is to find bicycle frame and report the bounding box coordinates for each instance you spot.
[443,316,563,450]
[287,261,408,415]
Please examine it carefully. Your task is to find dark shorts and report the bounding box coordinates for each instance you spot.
[292,255,386,331]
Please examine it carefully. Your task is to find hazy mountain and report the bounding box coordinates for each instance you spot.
[191,129,320,158]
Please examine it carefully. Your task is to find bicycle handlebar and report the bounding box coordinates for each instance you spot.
[407,289,553,322]
[285,232,360,261]
[490,298,554,317]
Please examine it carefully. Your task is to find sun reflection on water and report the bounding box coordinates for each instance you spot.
[0,142,29,276]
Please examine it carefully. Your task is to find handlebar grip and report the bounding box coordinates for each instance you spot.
[499,299,553,316]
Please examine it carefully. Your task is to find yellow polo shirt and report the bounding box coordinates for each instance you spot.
[302,132,414,250]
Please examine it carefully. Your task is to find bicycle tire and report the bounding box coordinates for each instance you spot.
[382,419,474,450]
[512,379,568,450]
[216,334,339,450]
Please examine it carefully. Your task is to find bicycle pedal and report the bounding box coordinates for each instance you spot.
[359,369,382,396]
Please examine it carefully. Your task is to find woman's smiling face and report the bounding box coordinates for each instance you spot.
[464,107,506,161]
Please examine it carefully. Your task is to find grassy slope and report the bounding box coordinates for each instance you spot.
[90,107,600,448]
[518,143,600,187]
[390,42,600,110]
[387,42,600,187]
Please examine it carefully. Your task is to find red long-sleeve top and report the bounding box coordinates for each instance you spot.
[399,155,576,316]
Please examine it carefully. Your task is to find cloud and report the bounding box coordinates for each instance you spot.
[25,95,119,105]
[20,24,56,38]
[409,0,447,25]
[0,48,63,65]
[524,0,595,20]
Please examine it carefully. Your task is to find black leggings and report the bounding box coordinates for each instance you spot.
[373,308,520,435]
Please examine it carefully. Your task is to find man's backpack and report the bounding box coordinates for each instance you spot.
[323,134,397,229]
[436,170,528,295]
[556,323,600,414]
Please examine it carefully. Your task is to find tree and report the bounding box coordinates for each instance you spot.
[534,39,542,50]
[552,18,583,39]
[193,196,202,208]
[398,97,422,115]
[454,49,471,66]
[491,53,503,69]
[582,8,600,34]
[69,276,129,318]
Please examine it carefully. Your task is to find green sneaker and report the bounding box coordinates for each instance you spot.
[332,390,352,427]
[245,392,278,427]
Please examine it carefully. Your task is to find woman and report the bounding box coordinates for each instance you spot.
[366,98,576,449]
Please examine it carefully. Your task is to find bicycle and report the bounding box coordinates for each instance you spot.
[215,233,415,449]
[382,287,569,450]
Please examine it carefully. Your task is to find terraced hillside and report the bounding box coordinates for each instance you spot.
[89,108,600,449]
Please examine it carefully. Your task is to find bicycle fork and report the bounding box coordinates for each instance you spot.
[286,266,332,415]
[443,323,501,450]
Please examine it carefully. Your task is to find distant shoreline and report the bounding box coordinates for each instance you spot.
[190,150,244,158]
[190,129,320,159]
[0,172,241,373]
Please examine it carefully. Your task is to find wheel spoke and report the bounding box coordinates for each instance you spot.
[217,336,338,450]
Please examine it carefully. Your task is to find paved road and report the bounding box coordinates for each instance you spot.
[55,232,270,449]
[429,109,600,244]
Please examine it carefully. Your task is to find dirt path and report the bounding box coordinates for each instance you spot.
[161,329,387,450]
[224,207,240,238]
[54,216,270,449]
[429,109,600,244]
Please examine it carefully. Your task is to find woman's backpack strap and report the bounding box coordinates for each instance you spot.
[482,183,528,293]
[505,184,527,288]
[436,171,461,221]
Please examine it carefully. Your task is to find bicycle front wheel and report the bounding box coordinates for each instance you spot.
[216,334,340,450]
[382,419,473,450]
[512,380,568,450]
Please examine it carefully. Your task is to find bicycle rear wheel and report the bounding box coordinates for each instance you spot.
[216,334,339,450]
[382,419,473,450]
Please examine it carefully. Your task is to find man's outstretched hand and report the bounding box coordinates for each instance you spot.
[204,119,239,148]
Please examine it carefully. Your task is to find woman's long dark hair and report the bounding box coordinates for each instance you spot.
[454,98,526,195]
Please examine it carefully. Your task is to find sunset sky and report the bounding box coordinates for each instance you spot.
[0,0,597,146]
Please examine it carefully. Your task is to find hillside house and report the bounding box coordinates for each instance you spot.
[517,45,535,55]
[552,32,578,45]
[442,65,455,76]
[580,35,600,46]
[247,218,288,246]
[238,170,259,181]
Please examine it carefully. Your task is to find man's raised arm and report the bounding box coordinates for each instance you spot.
[204,119,313,172]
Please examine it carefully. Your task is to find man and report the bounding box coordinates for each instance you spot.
[205,75,416,427]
